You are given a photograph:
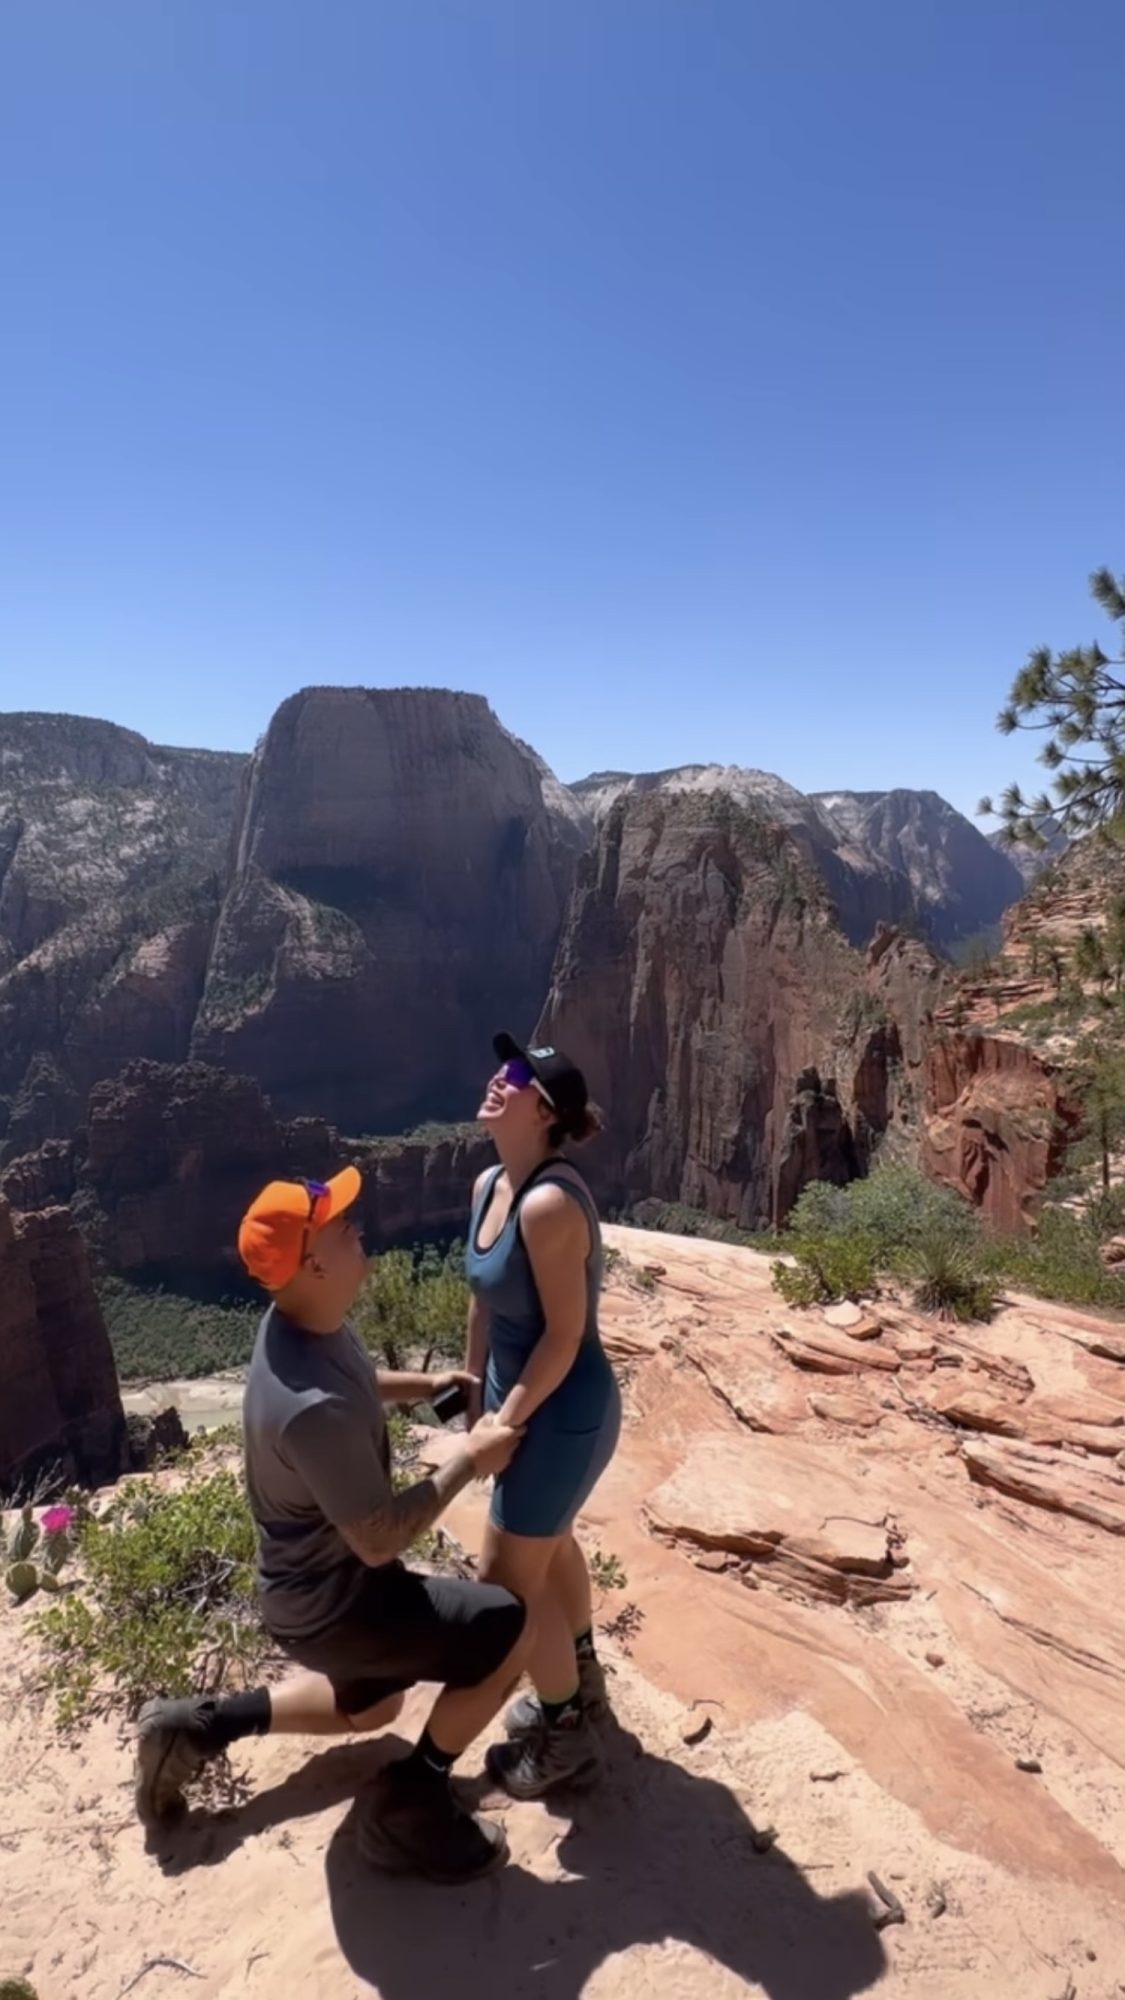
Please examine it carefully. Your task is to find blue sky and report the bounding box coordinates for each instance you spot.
[2,1,1122,821]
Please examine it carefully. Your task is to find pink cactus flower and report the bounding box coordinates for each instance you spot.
[42,1504,76,1537]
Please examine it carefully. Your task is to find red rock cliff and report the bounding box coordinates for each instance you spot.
[537,794,948,1227]
[190,688,589,1133]
[0,1194,126,1494]
[922,1032,1080,1233]
[3,1060,492,1290]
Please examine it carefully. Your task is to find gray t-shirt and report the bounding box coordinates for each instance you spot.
[242,1306,393,1641]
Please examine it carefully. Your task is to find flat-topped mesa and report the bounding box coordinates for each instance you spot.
[192,687,590,1132]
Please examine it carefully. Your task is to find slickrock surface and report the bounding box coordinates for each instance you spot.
[4,1226,1125,1997]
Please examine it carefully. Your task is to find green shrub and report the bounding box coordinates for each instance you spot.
[589,1548,627,1593]
[772,1230,879,1307]
[1084,1184,1125,1242]
[626,1199,776,1250]
[352,1245,468,1369]
[911,1229,1000,1322]
[773,1166,996,1313]
[985,1207,1125,1311]
[787,1166,976,1266]
[33,1468,267,1731]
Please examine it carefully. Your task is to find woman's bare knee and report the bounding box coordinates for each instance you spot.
[480,1524,561,1597]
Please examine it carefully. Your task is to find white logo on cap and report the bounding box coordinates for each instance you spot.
[529,1047,556,1060]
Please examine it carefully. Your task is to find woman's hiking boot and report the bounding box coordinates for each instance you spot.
[486,1709,602,1801]
[503,1653,609,1739]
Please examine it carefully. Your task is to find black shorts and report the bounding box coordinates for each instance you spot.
[274,1562,527,1718]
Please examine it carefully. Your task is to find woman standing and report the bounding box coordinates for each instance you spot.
[465,1033,621,1799]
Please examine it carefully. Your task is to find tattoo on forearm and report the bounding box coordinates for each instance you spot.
[342,1452,475,1565]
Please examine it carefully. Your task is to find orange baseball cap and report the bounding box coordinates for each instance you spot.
[237,1167,362,1290]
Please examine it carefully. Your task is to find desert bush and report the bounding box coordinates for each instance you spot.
[627,1199,775,1249]
[911,1229,1001,1322]
[588,1548,627,1593]
[984,1207,1125,1311]
[785,1166,976,1267]
[352,1245,468,1369]
[774,1167,993,1313]
[33,1467,267,1731]
[847,1167,977,1259]
[772,1229,879,1307]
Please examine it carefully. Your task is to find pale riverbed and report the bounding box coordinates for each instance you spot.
[121,1373,247,1434]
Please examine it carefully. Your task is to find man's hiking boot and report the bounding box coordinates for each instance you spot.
[358,1761,508,1883]
[486,1709,602,1801]
[504,1654,609,1739]
[135,1696,224,1823]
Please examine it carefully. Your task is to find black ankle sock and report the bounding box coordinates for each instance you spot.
[405,1727,457,1783]
[575,1627,597,1662]
[208,1687,272,1749]
[541,1690,582,1729]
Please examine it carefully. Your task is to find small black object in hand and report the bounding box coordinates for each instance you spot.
[431,1382,469,1426]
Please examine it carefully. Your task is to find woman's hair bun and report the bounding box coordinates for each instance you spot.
[568,1101,605,1146]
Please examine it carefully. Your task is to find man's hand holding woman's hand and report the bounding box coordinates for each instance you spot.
[464,1416,524,1480]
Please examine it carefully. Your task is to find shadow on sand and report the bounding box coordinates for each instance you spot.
[146,1733,413,1875]
[325,1723,886,2000]
[147,1721,885,1996]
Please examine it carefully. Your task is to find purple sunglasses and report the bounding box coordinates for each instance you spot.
[500,1058,554,1105]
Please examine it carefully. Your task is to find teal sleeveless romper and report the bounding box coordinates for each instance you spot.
[466,1162,622,1538]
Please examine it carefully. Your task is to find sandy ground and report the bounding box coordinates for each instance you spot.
[5,1228,1125,1999]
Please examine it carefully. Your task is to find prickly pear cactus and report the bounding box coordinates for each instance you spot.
[37,1568,62,1593]
[6,1560,40,1603]
[42,1534,71,1576]
[10,1504,39,1564]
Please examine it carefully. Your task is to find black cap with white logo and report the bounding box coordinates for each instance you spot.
[493,1032,590,1138]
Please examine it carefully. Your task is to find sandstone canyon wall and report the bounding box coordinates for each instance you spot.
[190,688,590,1131]
[0,694,589,1160]
[538,792,949,1227]
[5,698,1063,1265]
[0,1192,126,1496]
[813,787,1027,947]
[1,1059,493,1292]
[0,713,246,1159]
[571,764,917,947]
[915,835,1119,1232]
[922,1031,1080,1233]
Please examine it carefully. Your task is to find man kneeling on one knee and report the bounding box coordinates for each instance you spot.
[135,1167,528,1883]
